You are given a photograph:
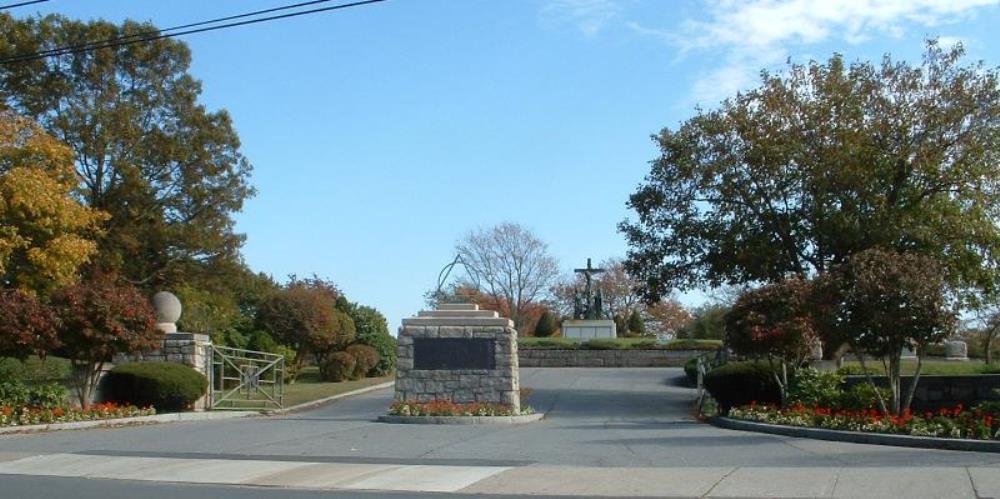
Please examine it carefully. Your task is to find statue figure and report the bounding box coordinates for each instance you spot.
[594,289,604,319]
[574,258,606,320]
[573,291,584,319]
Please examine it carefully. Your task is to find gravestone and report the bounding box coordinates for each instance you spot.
[945,340,969,362]
[395,303,520,412]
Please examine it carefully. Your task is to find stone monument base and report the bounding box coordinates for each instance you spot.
[561,319,617,340]
[395,304,520,412]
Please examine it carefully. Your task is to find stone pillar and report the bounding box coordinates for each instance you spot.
[111,291,213,409]
[395,304,520,412]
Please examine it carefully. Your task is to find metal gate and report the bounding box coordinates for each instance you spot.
[206,345,285,410]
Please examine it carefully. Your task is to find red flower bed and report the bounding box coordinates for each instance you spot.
[388,399,533,417]
[0,401,155,427]
[729,401,1000,440]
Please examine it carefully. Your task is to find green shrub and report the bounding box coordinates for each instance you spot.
[661,339,723,351]
[684,357,700,385]
[534,310,558,337]
[836,364,884,376]
[348,305,397,376]
[0,356,72,384]
[786,368,842,407]
[320,351,356,382]
[0,379,66,408]
[518,337,579,349]
[581,338,629,350]
[103,362,208,412]
[836,382,891,410]
[345,344,379,380]
[356,331,396,376]
[703,361,784,413]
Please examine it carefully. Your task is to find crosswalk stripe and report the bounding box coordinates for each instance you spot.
[0,453,510,493]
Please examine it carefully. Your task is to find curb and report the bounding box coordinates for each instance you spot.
[264,381,395,415]
[712,416,1000,453]
[377,412,545,425]
[0,410,258,436]
[0,381,397,435]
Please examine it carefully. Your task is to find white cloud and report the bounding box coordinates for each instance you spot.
[541,0,623,36]
[636,0,999,105]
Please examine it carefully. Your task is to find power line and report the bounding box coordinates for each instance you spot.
[6,0,353,63]
[0,0,385,65]
[0,0,49,9]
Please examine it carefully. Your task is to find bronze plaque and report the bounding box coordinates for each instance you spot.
[413,338,495,370]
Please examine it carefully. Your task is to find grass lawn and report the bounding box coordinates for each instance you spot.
[282,366,394,407]
[840,359,1000,376]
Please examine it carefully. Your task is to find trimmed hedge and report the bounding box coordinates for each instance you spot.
[321,351,356,382]
[103,362,207,412]
[703,361,784,414]
[517,337,723,351]
[345,344,379,380]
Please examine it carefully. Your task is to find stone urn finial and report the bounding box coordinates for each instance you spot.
[152,291,182,334]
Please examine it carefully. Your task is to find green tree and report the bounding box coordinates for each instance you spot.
[346,304,396,376]
[837,248,956,416]
[533,309,558,337]
[622,42,1000,306]
[51,273,160,408]
[676,304,727,340]
[0,14,254,290]
[627,309,646,336]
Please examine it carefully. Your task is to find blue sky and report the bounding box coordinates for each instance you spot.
[21,0,1000,330]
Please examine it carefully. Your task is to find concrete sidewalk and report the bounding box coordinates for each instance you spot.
[0,452,997,498]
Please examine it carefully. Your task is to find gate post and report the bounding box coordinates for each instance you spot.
[112,291,214,410]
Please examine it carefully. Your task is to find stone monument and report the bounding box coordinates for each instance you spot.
[395,303,520,412]
[945,339,969,362]
[561,258,617,340]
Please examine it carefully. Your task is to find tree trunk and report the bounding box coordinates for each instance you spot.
[888,354,902,416]
[855,351,890,416]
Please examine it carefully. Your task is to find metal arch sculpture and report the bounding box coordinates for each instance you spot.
[432,254,479,304]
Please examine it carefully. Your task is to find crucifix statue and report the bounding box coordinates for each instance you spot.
[573,258,606,319]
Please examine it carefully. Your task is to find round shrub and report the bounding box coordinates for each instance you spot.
[345,344,379,380]
[684,357,700,385]
[703,361,784,414]
[103,362,207,412]
[320,351,356,382]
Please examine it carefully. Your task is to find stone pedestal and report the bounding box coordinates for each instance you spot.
[561,319,617,340]
[945,340,969,362]
[395,304,520,412]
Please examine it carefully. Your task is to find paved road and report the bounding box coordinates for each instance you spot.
[1,368,998,497]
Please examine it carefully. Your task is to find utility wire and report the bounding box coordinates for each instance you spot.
[0,0,49,10]
[6,0,352,62]
[0,0,385,65]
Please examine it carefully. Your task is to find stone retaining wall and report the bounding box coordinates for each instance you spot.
[844,375,1000,409]
[517,349,712,368]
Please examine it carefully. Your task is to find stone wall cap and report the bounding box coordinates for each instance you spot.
[401,317,515,327]
[562,319,617,326]
[436,303,479,311]
[417,310,499,319]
